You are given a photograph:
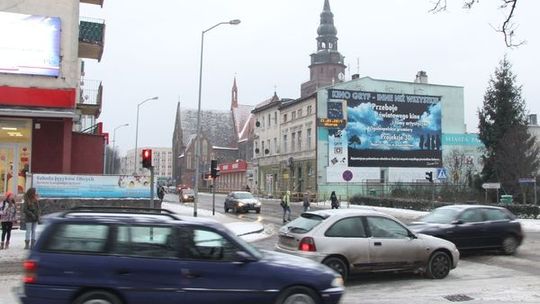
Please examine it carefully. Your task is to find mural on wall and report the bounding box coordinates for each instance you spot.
[328,89,442,168]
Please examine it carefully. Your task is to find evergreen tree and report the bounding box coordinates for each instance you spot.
[478,57,539,199]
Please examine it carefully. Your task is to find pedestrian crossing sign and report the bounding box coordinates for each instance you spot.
[437,168,448,180]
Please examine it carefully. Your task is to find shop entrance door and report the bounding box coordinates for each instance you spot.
[0,144,20,195]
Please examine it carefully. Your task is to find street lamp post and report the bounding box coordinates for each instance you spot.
[134,96,158,174]
[112,123,129,174]
[193,19,240,217]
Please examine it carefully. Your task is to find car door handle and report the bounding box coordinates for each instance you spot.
[115,269,131,275]
[182,269,201,279]
[374,242,382,246]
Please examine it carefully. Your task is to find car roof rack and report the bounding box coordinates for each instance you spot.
[60,206,182,221]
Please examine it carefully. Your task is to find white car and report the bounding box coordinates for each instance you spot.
[275,209,459,281]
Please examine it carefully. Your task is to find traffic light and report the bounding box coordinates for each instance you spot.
[425,171,433,183]
[210,159,220,178]
[142,149,152,168]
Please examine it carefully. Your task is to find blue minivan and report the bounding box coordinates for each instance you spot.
[17,207,344,304]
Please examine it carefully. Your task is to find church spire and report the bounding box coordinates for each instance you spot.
[300,0,346,97]
[231,76,238,110]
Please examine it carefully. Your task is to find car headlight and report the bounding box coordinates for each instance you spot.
[183,195,188,199]
[331,276,344,288]
[255,201,261,206]
[237,202,244,207]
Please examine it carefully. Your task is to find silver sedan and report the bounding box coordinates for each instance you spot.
[275,209,459,281]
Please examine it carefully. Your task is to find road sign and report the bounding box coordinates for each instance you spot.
[342,170,353,182]
[482,183,501,190]
[518,178,536,184]
[437,168,448,180]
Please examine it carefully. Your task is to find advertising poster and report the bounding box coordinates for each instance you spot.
[0,12,61,77]
[328,89,442,168]
[33,174,151,198]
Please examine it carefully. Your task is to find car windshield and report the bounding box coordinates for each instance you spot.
[233,192,254,199]
[421,208,460,224]
[284,213,325,234]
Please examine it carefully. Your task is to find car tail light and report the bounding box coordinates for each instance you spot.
[23,260,38,284]
[298,237,317,252]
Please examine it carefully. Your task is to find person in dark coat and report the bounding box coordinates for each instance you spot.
[1,192,17,250]
[330,191,340,209]
[22,188,40,249]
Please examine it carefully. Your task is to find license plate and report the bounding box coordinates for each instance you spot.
[279,234,297,248]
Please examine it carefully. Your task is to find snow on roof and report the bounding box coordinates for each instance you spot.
[233,104,254,135]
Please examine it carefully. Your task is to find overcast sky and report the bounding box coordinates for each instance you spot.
[81,0,540,155]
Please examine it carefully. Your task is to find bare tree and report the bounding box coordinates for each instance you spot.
[430,0,523,47]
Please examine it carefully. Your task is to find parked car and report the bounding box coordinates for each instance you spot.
[179,188,195,203]
[408,204,523,255]
[16,206,344,304]
[224,191,261,214]
[275,209,459,281]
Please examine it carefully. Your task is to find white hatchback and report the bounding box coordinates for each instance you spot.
[275,209,459,281]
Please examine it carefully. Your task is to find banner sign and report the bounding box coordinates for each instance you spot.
[328,89,442,168]
[33,174,151,198]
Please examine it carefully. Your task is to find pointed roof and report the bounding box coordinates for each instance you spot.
[231,77,239,110]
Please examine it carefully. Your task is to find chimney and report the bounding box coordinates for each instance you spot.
[352,74,360,80]
[529,114,538,125]
[414,71,428,84]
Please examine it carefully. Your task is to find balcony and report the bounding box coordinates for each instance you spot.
[80,0,104,6]
[78,79,103,118]
[79,17,105,61]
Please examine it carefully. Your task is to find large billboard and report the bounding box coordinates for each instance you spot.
[0,11,61,77]
[328,89,442,168]
[33,174,152,198]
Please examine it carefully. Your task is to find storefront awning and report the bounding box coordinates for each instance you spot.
[0,107,79,119]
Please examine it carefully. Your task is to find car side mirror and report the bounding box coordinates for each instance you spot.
[234,251,257,264]
[451,220,464,225]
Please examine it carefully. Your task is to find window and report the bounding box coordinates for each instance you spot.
[44,224,109,253]
[283,114,287,123]
[307,128,312,150]
[268,114,271,127]
[113,225,178,258]
[325,217,366,238]
[274,112,277,125]
[366,217,410,239]
[484,209,510,221]
[261,141,265,154]
[459,209,484,223]
[179,228,239,261]
[267,139,271,154]
[262,116,265,128]
[292,111,296,120]
[283,135,288,153]
[291,132,296,152]
[297,130,302,151]
[274,138,278,153]
[298,109,302,117]
[307,105,312,115]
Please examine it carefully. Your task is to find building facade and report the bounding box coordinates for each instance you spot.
[0,0,106,194]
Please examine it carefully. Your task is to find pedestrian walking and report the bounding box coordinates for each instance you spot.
[302,191,311,212]
[330,191,340,209]
[1,192,17,250]
[22,187,40,250]
[281,191,292,223]
[157,184,165,203]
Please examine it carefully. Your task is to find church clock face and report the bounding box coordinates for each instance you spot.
[338,72,345,81]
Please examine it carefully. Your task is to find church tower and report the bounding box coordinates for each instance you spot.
[231,77,238,110]
[300,0,346,97]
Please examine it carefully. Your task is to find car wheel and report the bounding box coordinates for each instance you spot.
[74,290,122,304]
[256,208,261,214]
[426,251,451,279]
[233,206,238,214]
[276,286,320,304]
[323,257,348,282]
[501,236,518,255]
[224,204,228,213]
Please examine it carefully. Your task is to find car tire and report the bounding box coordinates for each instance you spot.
[256,208,261,214]
[275,286,320,304]
[501,235,518,255]
[224,204,228,213]
[323,256,348,282]
[425,251,451,279]
[233,206,238,214]
[74,290,122,304]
